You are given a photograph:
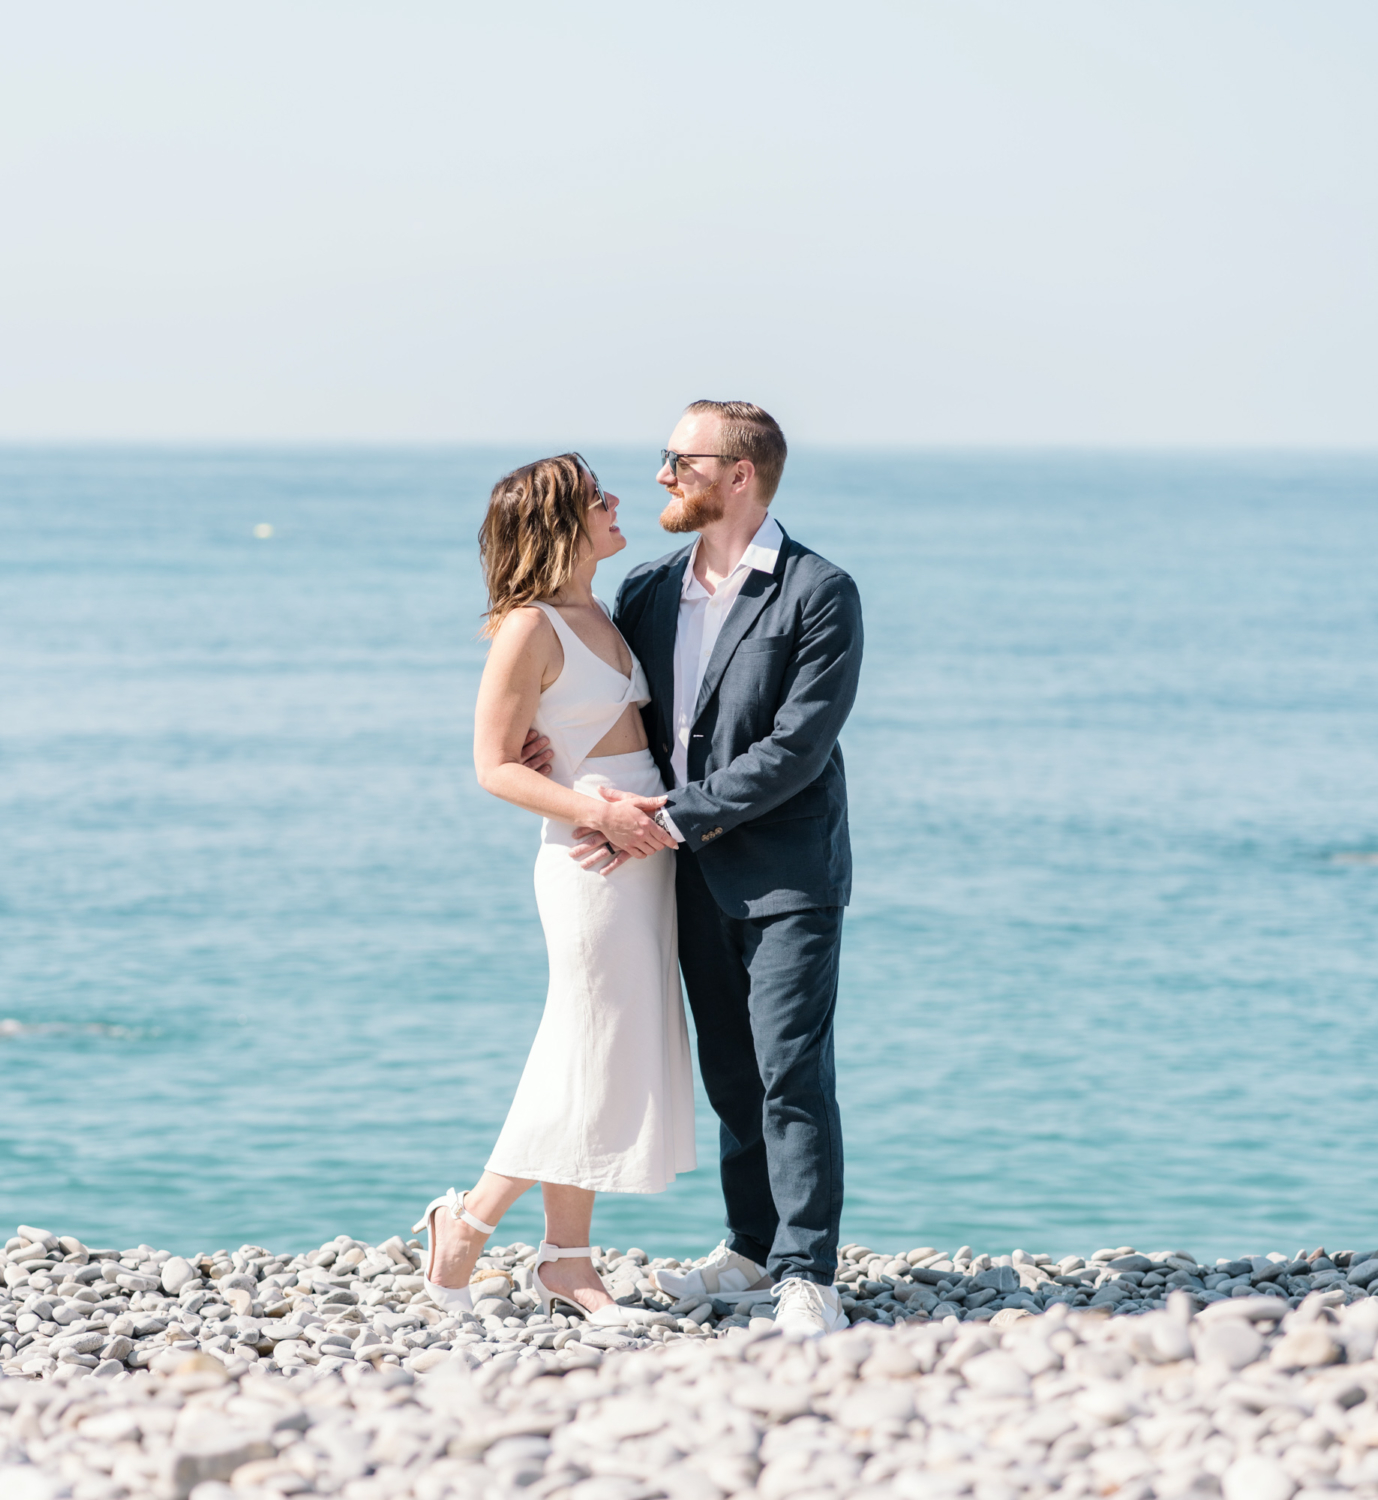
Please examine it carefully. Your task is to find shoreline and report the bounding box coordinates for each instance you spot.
[3,1227,1378,1498]
[6,1229,1378,1383]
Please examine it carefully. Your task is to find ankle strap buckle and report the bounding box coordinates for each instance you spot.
[446,1188,497,1236]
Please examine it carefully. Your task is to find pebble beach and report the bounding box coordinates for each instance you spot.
[4,1227,1378,1498]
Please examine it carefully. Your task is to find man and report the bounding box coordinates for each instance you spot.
[582,401,864,1337]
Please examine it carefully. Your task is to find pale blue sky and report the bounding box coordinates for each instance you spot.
[2,1,1374,445]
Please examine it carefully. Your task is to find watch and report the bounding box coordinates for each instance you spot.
[652,810,675,835]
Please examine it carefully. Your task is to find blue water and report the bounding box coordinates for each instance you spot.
[2,448,1376,1263]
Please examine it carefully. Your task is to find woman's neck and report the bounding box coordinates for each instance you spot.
[548,560,597,607]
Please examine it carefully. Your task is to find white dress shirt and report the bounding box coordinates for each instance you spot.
[659,514,783,842]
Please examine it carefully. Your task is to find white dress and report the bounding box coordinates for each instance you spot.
[485,600,697,1194]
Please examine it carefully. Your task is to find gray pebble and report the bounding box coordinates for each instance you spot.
[972,1265,1018,1293]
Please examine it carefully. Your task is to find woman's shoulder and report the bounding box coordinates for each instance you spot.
[490,604,560,656]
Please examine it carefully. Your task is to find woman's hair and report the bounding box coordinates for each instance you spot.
[479,453,591,636]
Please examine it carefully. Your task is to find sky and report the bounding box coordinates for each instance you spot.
[1,1,1374,447]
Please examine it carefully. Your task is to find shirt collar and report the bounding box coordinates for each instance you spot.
[680,513,783,598]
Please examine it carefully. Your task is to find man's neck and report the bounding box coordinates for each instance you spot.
[693,507,770,589]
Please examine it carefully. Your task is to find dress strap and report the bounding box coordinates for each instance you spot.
[531,598,611,630]
[527,600,571,636]
[526,602,582,673]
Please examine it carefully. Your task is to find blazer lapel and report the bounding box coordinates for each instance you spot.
[648,555,685,744]
[691,538,788,724]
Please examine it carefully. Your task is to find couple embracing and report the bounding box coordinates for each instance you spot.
[416,401,864,1340]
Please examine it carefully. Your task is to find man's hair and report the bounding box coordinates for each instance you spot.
[478,453,591,636]
[685,400,787,502]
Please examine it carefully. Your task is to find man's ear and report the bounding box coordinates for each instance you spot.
[730,459,756,496]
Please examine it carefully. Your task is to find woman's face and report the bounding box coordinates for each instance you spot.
[584,470,626,563]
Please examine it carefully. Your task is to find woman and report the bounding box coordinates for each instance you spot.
[414,454,695,1322]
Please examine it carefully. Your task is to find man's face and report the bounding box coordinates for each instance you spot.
[657,414,730,534]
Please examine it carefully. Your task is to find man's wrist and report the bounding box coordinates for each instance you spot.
[653,808,685,844]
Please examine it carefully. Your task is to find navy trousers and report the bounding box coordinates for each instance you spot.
[675,852,845,1285]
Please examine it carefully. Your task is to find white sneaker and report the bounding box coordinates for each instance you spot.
[652,1241,770,1300]
[772,1277,848,1338]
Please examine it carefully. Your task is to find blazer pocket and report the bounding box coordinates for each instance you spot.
[736,634,791,653]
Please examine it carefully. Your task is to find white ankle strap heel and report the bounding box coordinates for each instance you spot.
[532,1242,592,1318]
[413,1188,496,1239]
[412,1189,496,1312]
[537,1241,591,1262]
[533,1241,649,1326]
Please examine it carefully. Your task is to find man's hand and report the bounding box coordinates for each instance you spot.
[570,788,672,876]
[520,729,554,777]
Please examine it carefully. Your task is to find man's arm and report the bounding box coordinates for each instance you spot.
[662,572,863,845]
[575,572,862,870]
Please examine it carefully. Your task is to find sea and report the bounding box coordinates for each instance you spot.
[2,447,1376,1265]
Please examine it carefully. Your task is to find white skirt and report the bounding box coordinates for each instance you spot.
[486,749,697,1194]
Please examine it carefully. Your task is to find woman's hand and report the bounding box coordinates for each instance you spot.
[585,787,675,862]
[571,823,628,875]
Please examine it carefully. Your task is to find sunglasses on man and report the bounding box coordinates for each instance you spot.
[576,449,741,507]
[660,449,739,478]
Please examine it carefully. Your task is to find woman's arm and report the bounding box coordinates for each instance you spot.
[473,609,674,858]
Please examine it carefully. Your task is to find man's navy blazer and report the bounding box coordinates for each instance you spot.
[614,524,864,920]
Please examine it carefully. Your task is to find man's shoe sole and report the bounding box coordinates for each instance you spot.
[776,1312,849,1339]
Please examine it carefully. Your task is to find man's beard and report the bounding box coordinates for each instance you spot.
[659,486,725,534]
